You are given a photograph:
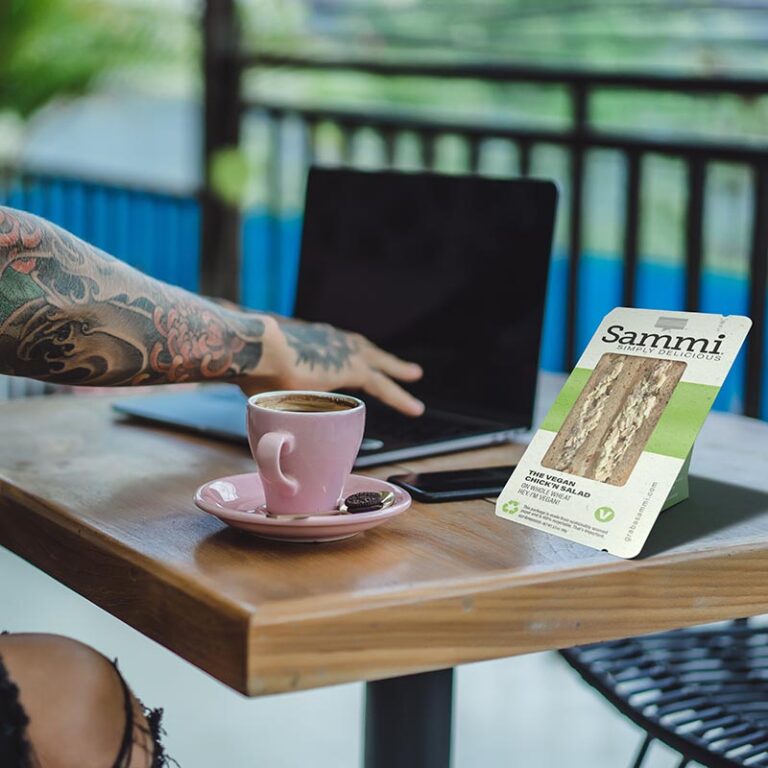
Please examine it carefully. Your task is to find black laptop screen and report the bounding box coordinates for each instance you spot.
[293,168,557,426]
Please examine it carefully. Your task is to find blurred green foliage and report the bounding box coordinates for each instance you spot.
[0,0,157,118]
[241,0,768,144]
[361,1,766,72]
[242,0,768,74]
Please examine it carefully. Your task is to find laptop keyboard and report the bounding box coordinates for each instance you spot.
[197,386,502,449]
[362,402,493,448]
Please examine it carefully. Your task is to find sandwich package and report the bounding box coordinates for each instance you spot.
[496,308,751,558]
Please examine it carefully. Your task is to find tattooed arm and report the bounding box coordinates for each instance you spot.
[0,206,265,386]
[0,207,424,414]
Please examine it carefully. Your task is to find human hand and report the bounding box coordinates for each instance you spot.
[238,316,425,416]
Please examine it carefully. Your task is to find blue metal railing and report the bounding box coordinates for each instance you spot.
[2,170,767,420]
[0,172,201,293]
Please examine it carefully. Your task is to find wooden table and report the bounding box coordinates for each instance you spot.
[1,380,768,768]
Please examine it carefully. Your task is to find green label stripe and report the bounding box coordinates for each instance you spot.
[540,367,719,461]
[540,368,592,432]
[645,382,719,459]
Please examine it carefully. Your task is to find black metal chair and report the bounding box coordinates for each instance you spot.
[560,620,768,768]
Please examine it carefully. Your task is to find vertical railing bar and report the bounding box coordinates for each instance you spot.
[163,196,175,284]
[141,190,155,277]
[87,182,100,247]
[170,198,183,286]
[467,135,482,174]
[201,0,241,301]
[745,163,768,418]
[267,112,283,311]
[108,185,119,260]
[158,193,169,279]
[0,165,9,205]
[19,171,30,213]
[145,190,158,279]
[382,128,397,168]
[113,186,125,264]
[685,158,706,312]
[420,131,437,171]
[622,150,643,307]
[565,83,589,369]
[73,178,86,241]
[518,140,531,177]
[338,122,353,166]
[188,195,202,292]
[100,184,111,252]
[303,116,317,170]
[153,193,166,281]
[41,172,54,222]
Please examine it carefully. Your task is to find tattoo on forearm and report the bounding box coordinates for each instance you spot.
[279,320,356,372]
[0,207,264,385]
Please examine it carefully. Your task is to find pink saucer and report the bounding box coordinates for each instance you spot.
[194,473,411,543]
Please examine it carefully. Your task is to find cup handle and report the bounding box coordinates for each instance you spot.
[255,432,299,497]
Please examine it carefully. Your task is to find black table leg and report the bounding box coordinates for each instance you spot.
[364,668,454,768]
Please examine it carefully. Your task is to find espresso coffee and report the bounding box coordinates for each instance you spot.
[257,393,356,413]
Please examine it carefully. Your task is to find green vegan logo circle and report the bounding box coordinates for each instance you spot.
[502,500,520,515]
[594,506,615,523]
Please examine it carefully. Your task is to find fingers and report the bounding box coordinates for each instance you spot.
[360,340,423,382]
[364,371,425,416]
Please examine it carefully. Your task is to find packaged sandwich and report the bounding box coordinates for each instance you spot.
[496,308,751,558]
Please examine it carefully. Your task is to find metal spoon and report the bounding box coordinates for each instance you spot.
[262,489,395,520]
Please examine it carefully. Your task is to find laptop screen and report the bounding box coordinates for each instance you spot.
[294,168,557,426]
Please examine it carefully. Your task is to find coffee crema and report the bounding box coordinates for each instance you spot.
[257,393,356,413]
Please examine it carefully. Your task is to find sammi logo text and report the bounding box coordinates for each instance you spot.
[601,325,725,357]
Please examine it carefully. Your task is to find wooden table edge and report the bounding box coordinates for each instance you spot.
[244,538,768,695]
[0,476,254,694]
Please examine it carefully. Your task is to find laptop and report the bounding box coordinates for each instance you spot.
[114,168,557,467]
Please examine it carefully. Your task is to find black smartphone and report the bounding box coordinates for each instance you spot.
[387,465,517,503]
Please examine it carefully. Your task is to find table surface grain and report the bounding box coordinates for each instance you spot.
[1,379,767,696]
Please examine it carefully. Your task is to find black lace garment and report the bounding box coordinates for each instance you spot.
[0,650,31,767]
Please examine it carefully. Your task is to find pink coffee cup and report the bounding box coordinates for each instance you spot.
[246,391,366,517]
